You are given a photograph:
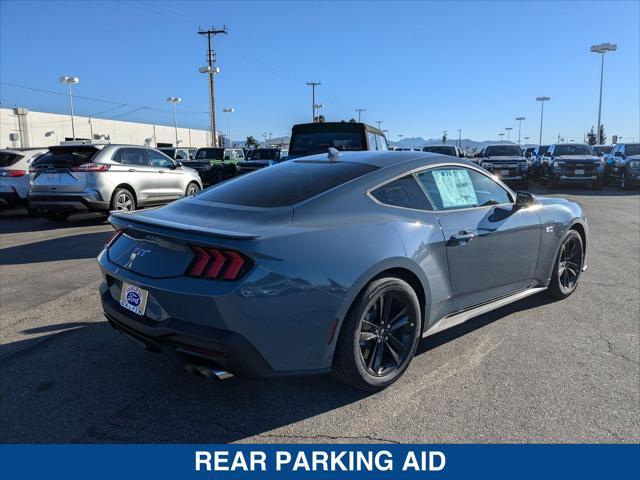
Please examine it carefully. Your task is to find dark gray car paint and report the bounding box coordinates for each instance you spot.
[98,151,588,375]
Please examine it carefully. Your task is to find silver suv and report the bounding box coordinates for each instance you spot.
[29,143,202,221]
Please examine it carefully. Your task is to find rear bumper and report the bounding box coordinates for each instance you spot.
[101,283,279,378]
[0,189,24,207]
[28,191,110,212]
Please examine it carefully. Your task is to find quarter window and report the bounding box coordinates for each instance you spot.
[416,167,512,211]
[371,175,432,210]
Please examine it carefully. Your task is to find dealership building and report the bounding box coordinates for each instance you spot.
[0,107,211,149]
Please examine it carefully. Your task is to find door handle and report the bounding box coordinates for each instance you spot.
[448,230,476,245]
[158,170,165,173]
[128,168,136,172]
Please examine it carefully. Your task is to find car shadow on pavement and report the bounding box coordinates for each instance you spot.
[0,231,112,264]
[0,293,559,444]
[527,184,639,197]
[0,210,109,234]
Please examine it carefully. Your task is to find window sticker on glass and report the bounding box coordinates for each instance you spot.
[432,169,478,209]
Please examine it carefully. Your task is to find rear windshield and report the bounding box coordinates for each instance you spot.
[198,160,378,207]
[195,148,224,160]
[554,145,593,156]
[0,152,23,167]
[291,132,364,156]
[250,149,280,160]
[159,148,176,157]
[32,147,98,168]
[485,146,523,157]
[422,146,457,156]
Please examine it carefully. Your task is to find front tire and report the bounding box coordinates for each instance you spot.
[186,182,200,196]
[548,230,584,299]
[332,277,422,391]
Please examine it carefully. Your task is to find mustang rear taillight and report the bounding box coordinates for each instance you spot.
[105,229,124,248]
[70,163,110,172]
[186,246,252,281]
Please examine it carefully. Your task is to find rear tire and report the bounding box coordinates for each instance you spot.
[44,212,70,222]
[332,277,422,391]
[186,182,200,196]
[111,188,136,212]
[548,230,584,299]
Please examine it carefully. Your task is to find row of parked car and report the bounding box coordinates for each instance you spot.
[1,120,637,221]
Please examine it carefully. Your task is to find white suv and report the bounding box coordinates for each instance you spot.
[28,144,202,222]
[0,148,48,212]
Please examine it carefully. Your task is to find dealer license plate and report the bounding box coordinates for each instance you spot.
[119,282,149,316]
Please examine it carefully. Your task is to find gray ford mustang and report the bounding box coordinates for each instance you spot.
[98,150,588,391]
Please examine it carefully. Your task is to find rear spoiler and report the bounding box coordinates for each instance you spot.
[109,212,260,240]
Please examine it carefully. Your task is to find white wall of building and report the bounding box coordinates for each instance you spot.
[0,107,211,149]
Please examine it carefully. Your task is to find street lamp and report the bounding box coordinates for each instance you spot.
[499,133,505,141]
[306,81,321,122]
[223,107,234,147]
[515,117,525,144]
[199,65,220,146]
[536,96,551,145]
[505,127,513,141]
[590,42,617,144]
[59,76,79,140]
[166,96,182,146]
[355,107,366,122]
[524,136,530,145]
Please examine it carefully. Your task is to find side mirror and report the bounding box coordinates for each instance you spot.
[189,154,194,159]
[515,191,534,208]
[174,161,182,168]
[614,151,623,157]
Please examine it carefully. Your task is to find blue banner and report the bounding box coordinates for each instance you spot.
[1,444,638,480]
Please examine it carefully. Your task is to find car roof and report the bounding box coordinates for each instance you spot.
[292,150,473,169]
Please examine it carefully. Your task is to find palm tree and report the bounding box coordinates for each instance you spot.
[245,136,259,148]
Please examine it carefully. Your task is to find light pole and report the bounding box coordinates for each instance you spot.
[505,127,513,141]
[306,81,321,122]
[536,96,550,145]
[515,117,525,144]
[590,42,617,144]
[457,129,462,148]
[166,96,182,146]
[524,136,530,145]
[499,133,505,141]
[199,65,220,147]
[223,107,234,147]
[355,107,366,122]
[59,76,79,140]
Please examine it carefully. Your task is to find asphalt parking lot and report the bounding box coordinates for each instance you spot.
[1,185,638,444]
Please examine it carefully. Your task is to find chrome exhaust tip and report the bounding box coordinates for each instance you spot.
[186,364,234,381]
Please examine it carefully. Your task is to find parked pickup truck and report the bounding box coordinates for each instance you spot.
[540,143,605,190]
[479,144,530,189]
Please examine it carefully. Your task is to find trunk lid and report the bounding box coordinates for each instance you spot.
[30,146,100,193]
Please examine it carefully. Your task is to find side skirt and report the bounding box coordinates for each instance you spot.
[423,287,547,338]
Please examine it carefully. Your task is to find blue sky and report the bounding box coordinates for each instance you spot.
[1,0,638,144]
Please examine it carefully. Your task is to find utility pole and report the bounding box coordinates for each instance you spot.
[198,26,228,147]
[355,107,366,122]
[457,129,462,148]
[306,81,321,122]
[376,120,383,130]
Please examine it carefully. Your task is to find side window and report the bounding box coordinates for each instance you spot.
[371,175,432,210]
[147,149,175,168]
[376,134,388,151]
[175,149,187,160]
[367,132,377,151]
[116,148,150,166]
[416,167,511,211]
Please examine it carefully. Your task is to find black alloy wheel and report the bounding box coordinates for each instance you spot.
[358,292,417,377]
[332,277,422,391]
[549,230,584,299]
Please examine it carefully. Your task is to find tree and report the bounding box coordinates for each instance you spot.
[314,114,326,123]
[245,136,259,148]
[348,118,356,123]
[442,132,448,144]
[586,127,597,145]
[598,124,606,145]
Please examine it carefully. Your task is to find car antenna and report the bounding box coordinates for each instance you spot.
[327,147,341,161]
